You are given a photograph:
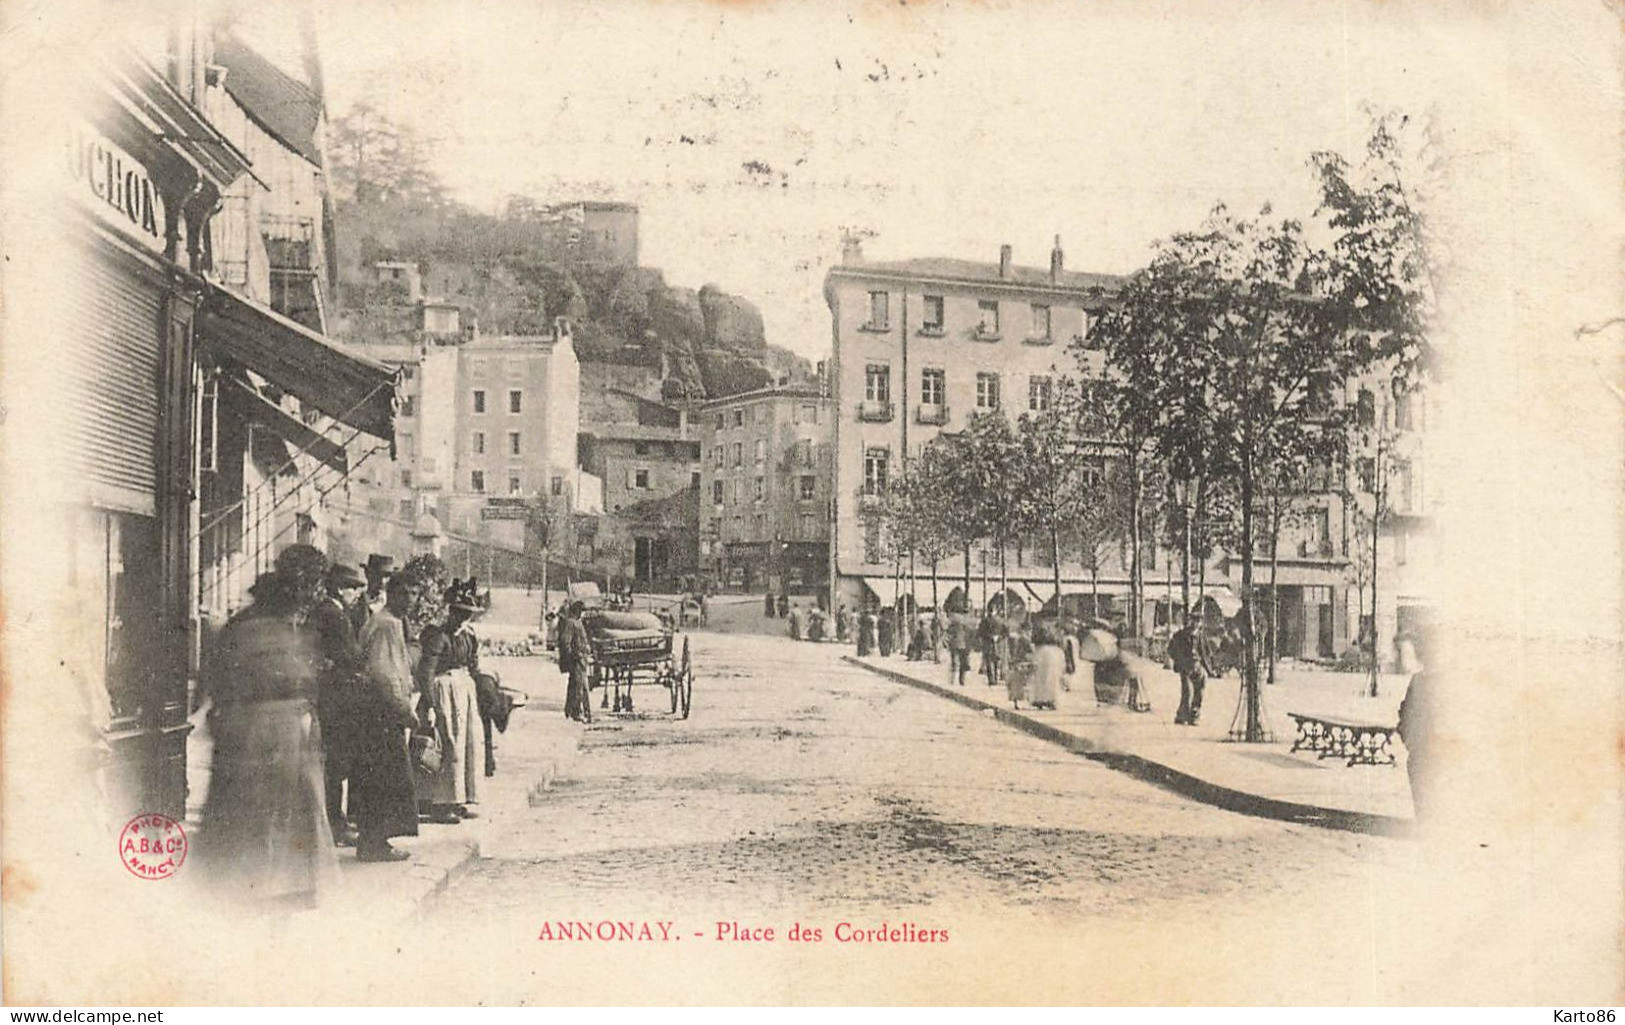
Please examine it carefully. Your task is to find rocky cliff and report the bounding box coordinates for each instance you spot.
[332,197,807,399]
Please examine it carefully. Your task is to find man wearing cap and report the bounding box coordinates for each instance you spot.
[556,601,593,725]
[310,561,369,846]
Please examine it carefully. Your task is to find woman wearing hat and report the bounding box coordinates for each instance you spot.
[195,544,339,905]
[413,578,487,823]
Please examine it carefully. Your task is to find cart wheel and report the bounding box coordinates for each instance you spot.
[678,637,693,719]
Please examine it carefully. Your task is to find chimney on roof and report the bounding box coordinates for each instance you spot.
[1050,235,1064,282]
[840,233,865,266]
[999,244,1013,279]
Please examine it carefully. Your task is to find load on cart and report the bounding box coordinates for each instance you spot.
[567,582,693,718]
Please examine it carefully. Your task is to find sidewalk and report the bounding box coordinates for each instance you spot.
[844,647,1416,834]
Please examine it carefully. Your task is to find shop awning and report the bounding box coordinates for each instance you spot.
[199,284,399,440]
[234,379,348,474]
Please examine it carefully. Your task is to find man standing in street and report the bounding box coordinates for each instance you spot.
[946,606,973,686]
[557,601,593,725]
[356,554,395,633]
[1170,615,1215,726]
[310,562,369,845]
[352,574,422,862]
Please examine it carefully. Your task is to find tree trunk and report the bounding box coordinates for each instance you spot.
[1180,485,1193,624]
[931,559,939,612]
[1267,493,1280,685]
[1194,473,1209,616]
[999,539,1008,613]
[1089,563,1100,621]
[1128,453,1143,637]
[1369,465,1381,698]
[1050,523,1062,614]
[963,542,972,600]
[1239,453,1262,741]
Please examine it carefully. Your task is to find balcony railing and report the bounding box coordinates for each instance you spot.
[915,404,950,426]
[262,216,318,272]
[857,400,895,423]
[1297,538,1337,559]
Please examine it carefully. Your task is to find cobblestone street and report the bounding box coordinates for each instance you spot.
[432,632,1395,927]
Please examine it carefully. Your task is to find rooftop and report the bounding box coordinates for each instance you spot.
[213,31,324,167]
[699,383,828,408]
[830,256,1124,296]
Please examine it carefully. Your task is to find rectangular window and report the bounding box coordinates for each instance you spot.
[799,512,815,538]
[754,439,766,464]
[472,389,487,414]
[922,295,944,331]
[712,480,724,504]
[470,470,485,493]
[399,499,414,520]
[733,409,744,428]
[508,473,522,495]
[867,290,889,330]
[1395,392,1414,431]
[399,394,415,418]
[1081,455,1105,488]
[634,441,649,456]
[713,446,724,467]
[863,447,889,496]
[714,412,725,430]
[1357,389,1376,428]
[1356,457,1375,493]
[732,442,742,467]
[977,300,1000,336]
[634,468,650,489]
[799,475,816,500]
[1395,459,1415,512]
[864,520,882,563]
[1031,304,1051,339]
[754,476,766,501]
[1078,309,1101,350]
[551,475,564,496]
[1028,375,1052,411]
[471,431,485,454]
[401,468,413,487]
[508,431,521,455]
[976,372,1001,410]
[865,364,890,404]
[921,368,945,407]
[508,390,523,414]
[800,403,818,424]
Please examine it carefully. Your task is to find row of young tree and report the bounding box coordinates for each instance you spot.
[858,112,1439,740]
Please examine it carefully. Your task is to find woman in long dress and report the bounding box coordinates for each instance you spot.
[1026,621,1066,710]
[196,545,339,907]
[414,579,486,823]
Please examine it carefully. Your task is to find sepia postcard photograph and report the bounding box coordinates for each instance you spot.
[0,0,1620,1009]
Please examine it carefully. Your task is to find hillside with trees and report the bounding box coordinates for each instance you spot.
[324,103,809,398]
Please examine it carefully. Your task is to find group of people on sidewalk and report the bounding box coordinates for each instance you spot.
[848,599,1158,715]
[195,546,515,909]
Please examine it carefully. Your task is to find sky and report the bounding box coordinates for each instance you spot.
[214,0,1529,362]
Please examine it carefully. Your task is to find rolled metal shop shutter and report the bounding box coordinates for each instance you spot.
[61,250,164,500]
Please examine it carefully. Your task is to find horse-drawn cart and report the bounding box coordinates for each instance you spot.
[580,607,693,718]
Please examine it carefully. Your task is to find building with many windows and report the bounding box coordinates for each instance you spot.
[698,382,832,594]
[825,237,1433,667]
[824,238,1120,612]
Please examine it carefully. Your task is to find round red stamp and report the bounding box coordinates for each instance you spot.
[119,813,187,880]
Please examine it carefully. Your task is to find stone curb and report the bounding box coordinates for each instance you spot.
[843,655,1411,837]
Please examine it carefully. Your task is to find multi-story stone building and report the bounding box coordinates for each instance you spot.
[823,239,1431,666]
[577,389,701,588]
[47,22,397,819]
[824,238,1120,612]
[698,383,832,595]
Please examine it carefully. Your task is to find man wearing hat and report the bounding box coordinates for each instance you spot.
[355,554,397,633]
[556,601,593,724]
[310,560,369,846]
